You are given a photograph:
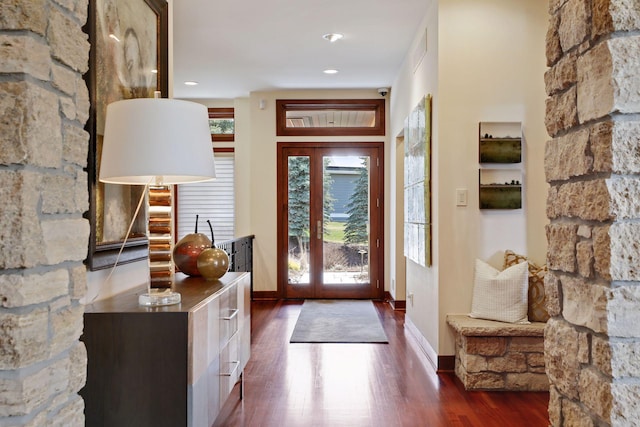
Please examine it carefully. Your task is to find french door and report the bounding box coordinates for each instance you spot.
[277,142,384,299]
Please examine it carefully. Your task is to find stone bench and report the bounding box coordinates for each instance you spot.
[446,314,549,391]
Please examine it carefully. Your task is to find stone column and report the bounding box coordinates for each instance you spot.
[0,0,90,425]
[545,0,640,425]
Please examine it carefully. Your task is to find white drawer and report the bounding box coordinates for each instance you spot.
[219,333,240,406]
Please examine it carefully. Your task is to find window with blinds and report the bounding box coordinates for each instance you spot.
[176,152,235,244]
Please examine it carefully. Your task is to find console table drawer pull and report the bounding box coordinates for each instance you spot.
[220,360,240,377]
[222,309,239,320]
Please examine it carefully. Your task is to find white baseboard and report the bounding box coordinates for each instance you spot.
[404,316,438,371]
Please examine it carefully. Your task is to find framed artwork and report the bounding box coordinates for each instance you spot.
[85,0,168,270]
[403,94,432,267]
[478,122,522,163]
[479,138,521,163]
[479,169,522,209]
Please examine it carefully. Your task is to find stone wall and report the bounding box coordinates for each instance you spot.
[545,0,640,425]
[0,0,90,425]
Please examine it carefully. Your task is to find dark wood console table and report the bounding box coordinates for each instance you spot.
[81,272,251,427]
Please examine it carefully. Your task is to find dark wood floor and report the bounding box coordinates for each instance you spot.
[214,300,549,427]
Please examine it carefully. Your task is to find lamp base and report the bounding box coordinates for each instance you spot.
[138,288,181,306]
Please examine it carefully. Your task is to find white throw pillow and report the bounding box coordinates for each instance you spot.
[470,259,529,324]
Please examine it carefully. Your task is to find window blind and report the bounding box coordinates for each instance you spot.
[176,152,235,243]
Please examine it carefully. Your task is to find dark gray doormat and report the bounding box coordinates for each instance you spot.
[290,299,389,343]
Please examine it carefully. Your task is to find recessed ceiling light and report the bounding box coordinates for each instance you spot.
[323,69,339,75]
[150,69,158,74]
[108,33,120,42]
[322,33,344,43]
[184,81,199,86]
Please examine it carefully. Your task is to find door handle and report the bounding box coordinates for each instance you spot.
[317,220,322,240]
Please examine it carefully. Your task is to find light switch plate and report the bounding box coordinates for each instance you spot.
[456,188,468,206]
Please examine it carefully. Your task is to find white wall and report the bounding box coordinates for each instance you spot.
[391,135,406,302]
[389,0,548,362]
[389,0,440,364]
[233,98,252,237]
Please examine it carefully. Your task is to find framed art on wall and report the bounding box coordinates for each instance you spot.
[477,122,523,210]
[403,94,432,267]
[478,122,522,164]
[85,0,168,270]
[479,169,522,210]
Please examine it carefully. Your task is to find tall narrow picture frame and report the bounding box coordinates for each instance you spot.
[85,0,169,270]
[403,94,432,267]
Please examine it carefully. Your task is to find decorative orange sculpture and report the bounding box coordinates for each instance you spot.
[197,220,229,281]
[173,215,211,276]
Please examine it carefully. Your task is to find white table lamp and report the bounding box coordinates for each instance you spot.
[99,98,216,306]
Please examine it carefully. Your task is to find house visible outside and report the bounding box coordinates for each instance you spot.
[326,164,361,222]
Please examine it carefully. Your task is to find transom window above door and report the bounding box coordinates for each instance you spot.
[276,99,385,137]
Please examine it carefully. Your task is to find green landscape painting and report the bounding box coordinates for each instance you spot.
[479,138,521,163]
[479,184,522,209]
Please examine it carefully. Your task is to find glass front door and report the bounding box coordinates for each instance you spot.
[278,143,383,299]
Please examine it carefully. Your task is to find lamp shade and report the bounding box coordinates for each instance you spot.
[99,98,216,185]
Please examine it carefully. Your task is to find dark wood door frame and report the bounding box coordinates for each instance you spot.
[276,141,385,300]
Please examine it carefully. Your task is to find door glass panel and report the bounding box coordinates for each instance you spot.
[287,156,310,285]
[322,156,370,285]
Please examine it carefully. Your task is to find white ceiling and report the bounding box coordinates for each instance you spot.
[172,0,431,100]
